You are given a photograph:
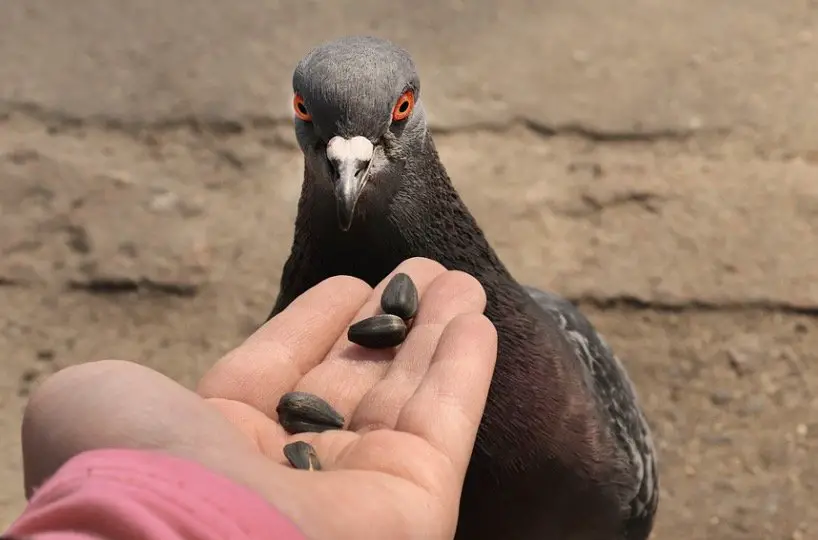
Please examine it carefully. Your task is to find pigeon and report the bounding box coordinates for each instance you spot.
[268,36,659,540]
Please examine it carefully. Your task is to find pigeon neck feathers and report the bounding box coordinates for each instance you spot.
[277,133,522,306]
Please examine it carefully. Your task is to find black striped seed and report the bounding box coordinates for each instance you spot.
[380,272,419,321]
[283,441,322,471]
[347,314,408,349]
[276,391,345,435]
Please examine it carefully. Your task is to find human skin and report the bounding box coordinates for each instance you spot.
[20,257,499,540]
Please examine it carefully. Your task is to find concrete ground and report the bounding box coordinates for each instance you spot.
[2,1,817,538]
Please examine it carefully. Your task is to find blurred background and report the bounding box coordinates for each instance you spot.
[1,1,817,538]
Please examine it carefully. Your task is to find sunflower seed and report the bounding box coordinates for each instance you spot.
[283,441,322,471]
[348,313,408,348]
[380,272,418,321]
[276,391,345,434]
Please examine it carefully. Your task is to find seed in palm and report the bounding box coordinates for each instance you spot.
[380,272,419,321]
[347,313,408,348]
[276,391,345,435]
[283,441,322,471]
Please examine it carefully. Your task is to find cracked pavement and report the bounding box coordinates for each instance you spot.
[2,1,818,538]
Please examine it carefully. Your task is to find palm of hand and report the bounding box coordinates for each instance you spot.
[198,258,497,539]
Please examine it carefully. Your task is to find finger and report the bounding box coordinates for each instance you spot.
[197,275,371,417]
[291,257,447,425]
[22,359,259,498]
[349,271,487,432]
[396,313,498,477]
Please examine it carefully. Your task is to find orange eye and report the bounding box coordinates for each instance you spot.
[391,90,415,122]
[293,94,312,122]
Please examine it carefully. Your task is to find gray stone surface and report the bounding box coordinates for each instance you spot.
[1,0,817,152]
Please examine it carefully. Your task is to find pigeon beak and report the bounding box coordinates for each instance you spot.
[326,136,375,232]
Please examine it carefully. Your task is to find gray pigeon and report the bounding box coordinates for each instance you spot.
[269,36,659,540]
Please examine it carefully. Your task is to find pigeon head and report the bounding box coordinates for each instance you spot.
[291,35,428,231]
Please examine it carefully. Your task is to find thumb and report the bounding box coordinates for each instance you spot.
[21,359,260,497]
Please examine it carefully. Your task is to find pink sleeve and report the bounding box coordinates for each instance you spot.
[2,448,307,540]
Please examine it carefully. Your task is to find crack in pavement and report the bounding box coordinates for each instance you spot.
[520,119,718,143]
[66,277,199,298]
[570,295,818,317]
[0,100,729,146]
[548,191,666,218]
[3,278,816,317]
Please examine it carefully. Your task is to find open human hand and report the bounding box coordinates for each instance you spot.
[21,257,498,540]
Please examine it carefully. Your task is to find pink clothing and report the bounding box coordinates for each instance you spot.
[3,449,306,540]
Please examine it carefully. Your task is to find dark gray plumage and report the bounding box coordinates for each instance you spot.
[269,35,659,540]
